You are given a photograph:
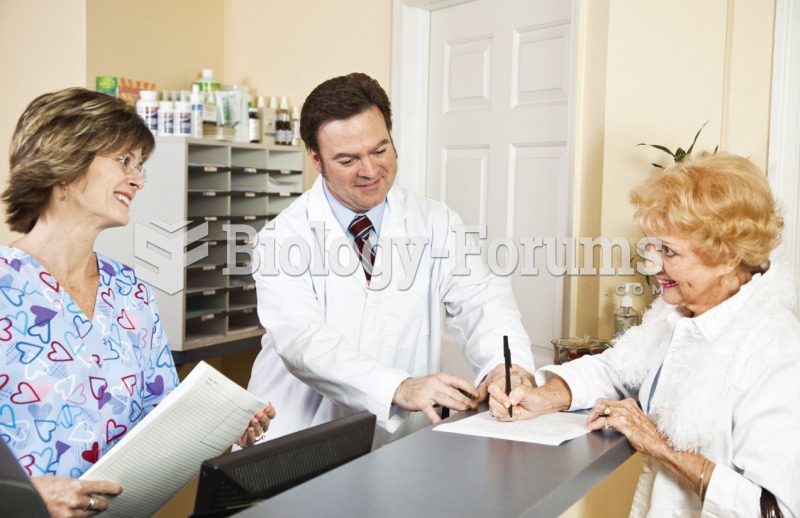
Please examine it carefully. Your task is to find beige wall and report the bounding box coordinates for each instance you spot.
[571,0,776,339]
[223,0,392,108]
[0,0,87,244]
[86,0,225,92]
[569,0,610,338]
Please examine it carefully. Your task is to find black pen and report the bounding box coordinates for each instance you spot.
[503,335,512,418]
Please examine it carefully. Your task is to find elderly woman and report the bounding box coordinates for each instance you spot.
[0,88,275,518]
[489,152,799,516]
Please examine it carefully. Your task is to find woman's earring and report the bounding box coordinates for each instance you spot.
[62,184,69,201]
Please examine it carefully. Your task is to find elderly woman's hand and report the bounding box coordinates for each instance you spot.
[487,374,571,421]
[587,398,669,457]
[480,363,534,404]
[32,476,122,517]
[235,403,276,448]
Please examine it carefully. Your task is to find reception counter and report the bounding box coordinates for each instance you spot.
[234,408,635,517]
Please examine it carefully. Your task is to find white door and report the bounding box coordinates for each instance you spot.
[424,0,574,375]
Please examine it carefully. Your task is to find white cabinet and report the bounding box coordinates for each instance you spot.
[96,137,304,353]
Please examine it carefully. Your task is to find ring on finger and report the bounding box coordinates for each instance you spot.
[86,496,95,511]
[603,417,610,429]
[253,431,264,442]
[603,405,612,416]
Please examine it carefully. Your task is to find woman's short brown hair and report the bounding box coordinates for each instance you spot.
[630,151,783,270]
[3,87,155,233]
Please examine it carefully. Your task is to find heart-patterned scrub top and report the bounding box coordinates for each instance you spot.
[0,246,178,477]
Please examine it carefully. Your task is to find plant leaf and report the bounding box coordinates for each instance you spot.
[652,163,664,169]
[638,143,675,156]
[686,121,709,156]
[674,148,686,162]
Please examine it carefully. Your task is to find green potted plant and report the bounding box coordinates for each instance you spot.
[637,121,717,168]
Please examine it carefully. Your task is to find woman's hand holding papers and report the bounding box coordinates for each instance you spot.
[236,403,277,447]
[32,476,122,517]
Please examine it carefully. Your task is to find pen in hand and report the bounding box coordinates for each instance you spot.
[504,335,512,418]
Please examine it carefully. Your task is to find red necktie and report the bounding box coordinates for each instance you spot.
[348,215,375,281]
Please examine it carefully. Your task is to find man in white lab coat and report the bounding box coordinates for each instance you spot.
[247,72,536,446]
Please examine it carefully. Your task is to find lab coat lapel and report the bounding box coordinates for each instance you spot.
[306,177,368,290]
[370,187,408,291]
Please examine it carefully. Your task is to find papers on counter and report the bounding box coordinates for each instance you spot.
[81,361,266,518]
[434,410,590,446]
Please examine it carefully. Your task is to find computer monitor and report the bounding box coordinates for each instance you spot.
[0,440,51,518]
[192,410,376,517]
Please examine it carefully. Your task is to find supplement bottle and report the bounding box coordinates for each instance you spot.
[276,96,291,145]
[158,100,175,136]
[136,90,159,135]
[175,101,192,137]
[248,106,261,143]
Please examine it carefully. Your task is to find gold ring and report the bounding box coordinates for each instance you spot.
[253,431,264,442]
[603,417,610,429]
[86,496,95,511]
[603,406,612,416]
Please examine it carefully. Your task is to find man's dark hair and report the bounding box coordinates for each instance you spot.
[300,73,392,155]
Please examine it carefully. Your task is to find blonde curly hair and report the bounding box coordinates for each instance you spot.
[630,151,783,270]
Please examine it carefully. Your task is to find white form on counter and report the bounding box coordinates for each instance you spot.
[434,410,590,446]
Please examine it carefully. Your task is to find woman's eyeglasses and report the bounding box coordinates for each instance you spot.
[114,154,147,183]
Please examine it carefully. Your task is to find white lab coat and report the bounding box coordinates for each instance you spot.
[539,257,800,516]
[247,178,535,446]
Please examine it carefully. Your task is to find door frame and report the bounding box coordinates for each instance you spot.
[390,0,580,340]
[768,0,800,318]
[390,0,461,197]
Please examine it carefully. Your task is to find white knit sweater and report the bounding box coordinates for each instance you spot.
[540,257,800,516]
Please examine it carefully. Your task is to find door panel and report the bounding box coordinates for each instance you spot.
[427,0,573,375]
[443,147,488,227]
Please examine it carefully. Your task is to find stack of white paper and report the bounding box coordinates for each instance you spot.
[81,361,266,518]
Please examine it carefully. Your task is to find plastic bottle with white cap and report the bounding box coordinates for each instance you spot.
[174,101,192,136]
[136,90,159,135]
[290,105,301,146]
[190,84,204,138]
[613,283,641,338]
[157,100,175,136]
